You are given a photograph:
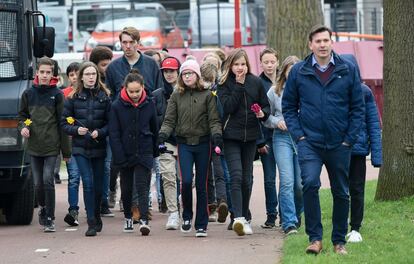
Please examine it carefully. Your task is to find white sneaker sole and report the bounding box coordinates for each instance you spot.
[166,225,179,230]
[196,233,208,237]
[123,229,134,233]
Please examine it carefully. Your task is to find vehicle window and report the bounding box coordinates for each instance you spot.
[77,8,128,32]
[200,8,234,30]
[95,16,159,32]
[0,11,19,79]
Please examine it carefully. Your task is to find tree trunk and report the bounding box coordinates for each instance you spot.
[266,0,323,61]
[375,1,414,201]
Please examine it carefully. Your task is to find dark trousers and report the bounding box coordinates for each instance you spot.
[31,155,57,219]
[74,155,105,221]
[260,138,278,216]
[349,155,366,232]
[120,164,152,221]
[178,142,211,230]
[207,153,227,205]
[223,139,256,219]
[297,140,351,245]
[109,166,120,192]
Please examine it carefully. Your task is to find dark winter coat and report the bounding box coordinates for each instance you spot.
[282,52,364,149]
[18,76,71,158]
[152,80,176,145]
[217,72,270,142]
[109,88,159,169]
[352,84,382,166]
[61,88,111,158]
[259,72,274,142]
[105,52,163,99]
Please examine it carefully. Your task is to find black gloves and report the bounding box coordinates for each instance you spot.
[158,132,168,146]
[212,134,223,149]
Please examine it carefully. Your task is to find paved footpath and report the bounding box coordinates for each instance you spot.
[0,160,378,264]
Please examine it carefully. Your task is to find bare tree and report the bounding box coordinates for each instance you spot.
[266,0,323,61]
[375,1,414,200]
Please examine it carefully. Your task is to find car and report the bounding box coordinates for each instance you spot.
[171,9,190,41]
[187,2,266,48]
[84,9,184,53]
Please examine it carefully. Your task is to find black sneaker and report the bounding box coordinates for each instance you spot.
[195,229,207,237]
[38,207,46,226]
[139,220,150,236]
[123,218,134,233]
[95,218,103,232]
[101,207,114,217]
[261,214,277,229]
[284,226,298,235]
[44,218,56,232]
[54,173,62,184]
[181,220,192,233]
[64,210,79,226]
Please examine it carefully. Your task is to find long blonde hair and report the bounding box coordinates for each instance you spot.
[275,56,300,96]
[69,62,110,98]
[219,48,251,85]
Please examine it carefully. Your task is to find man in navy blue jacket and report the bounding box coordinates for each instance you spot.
[282,25,364,255]
[105,27,163,99]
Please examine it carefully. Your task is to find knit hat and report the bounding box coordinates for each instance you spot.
[180,59,201,78]
[161,57,179,70]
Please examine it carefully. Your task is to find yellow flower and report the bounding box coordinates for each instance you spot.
[24,119,32,126]
[212,91,217,96]
[66,116,75,125]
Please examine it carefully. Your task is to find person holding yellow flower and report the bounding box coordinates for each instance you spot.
[61,61,111,237]
[18,57,71,233]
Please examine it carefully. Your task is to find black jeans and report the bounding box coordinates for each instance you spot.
[349,155,366,232]
[109,166,120,192]
[223,139,256,218]
[31,155,58,219]
[120,164,151,221]
[207,154,227,205]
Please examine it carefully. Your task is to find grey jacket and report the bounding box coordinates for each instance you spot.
[263,87,284,130]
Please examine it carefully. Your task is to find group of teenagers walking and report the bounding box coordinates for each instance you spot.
[18,24,382,255]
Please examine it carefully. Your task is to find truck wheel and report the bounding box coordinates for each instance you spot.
[5,172,34,225]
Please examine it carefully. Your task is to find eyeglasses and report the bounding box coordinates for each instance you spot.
[83,72,97,77]
[182,72,195,78]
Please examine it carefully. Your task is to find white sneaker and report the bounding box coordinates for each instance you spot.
[166,211,180,230]
[346,230,363,243]
[244,221,253,235]
[233,217,246,236]
[208,211,218,222]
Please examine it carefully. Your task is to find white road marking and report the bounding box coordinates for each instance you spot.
[35,248,49,253]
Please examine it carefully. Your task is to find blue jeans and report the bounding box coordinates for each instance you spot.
[74,155,105,221]
[178,142,210,230]
[260,138,278,216]
[297,140,351,245]
[102,137,111,208]
[273,131,303,230]
[66,155,80,211]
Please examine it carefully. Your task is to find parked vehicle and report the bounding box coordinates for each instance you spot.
[84,9,184,53]
[38,4,71,53]
[0,0,55,225]
[187,2,266,48]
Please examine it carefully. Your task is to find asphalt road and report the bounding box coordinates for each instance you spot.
[0,164,284,264]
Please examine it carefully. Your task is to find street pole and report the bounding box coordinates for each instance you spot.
[234,0,242,48]
[197,0,202,48]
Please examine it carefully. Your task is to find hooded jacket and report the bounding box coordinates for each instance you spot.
[109,87,159,169]
[18,76,71,158]
[282,52,364,149]
[61,87,111,158]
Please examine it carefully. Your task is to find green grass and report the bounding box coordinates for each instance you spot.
[282,180,414,264]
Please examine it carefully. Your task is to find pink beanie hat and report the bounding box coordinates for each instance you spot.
[180,59,201,78]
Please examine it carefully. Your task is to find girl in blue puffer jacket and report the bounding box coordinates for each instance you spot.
[346,83,382,243]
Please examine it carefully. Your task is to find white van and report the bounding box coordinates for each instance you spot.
[38,4,71,53]
[187,2,265,48]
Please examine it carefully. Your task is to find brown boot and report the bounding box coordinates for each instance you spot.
[306,240,323,254]
[132,206,140,224]
[333,244,348,255]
